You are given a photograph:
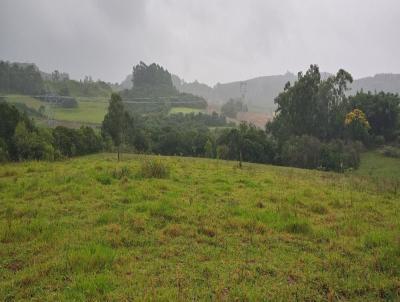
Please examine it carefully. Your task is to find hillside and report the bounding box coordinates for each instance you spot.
[0,153,399,301]
[169,72,400,112]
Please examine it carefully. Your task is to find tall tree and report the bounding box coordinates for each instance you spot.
[269,65,353,142]
[102,93,125,160]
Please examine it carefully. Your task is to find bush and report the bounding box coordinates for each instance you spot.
[280,136,360,172]
[281,135,322,169]
[13,121,55,161]
[112,166,130,179]
[139,158,170,178]
[0,138,9,162]
[320,140,360,172]
[380,146,400,158]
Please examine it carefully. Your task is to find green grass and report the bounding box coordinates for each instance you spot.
[355,151,400,179]
[52,97,108,124]
[0,154,399,301]
[4,95,108,124]
[3,94,44,110]
[169,107,205,114]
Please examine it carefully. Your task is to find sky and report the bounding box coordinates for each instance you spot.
[0,0,399,86]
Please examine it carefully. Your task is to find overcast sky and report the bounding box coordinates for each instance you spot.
[1,0,399,86]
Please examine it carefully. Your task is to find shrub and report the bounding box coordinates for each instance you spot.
[284,221,312,234]
[96,174,112,185]
[380,146,400,158]
[0,138,9,162]
[216,145,230,160]
[320,140,360,172]
[112,166,130,179]
[139,158,170,178]
[281,135,322,169]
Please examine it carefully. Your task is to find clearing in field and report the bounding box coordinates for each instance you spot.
[0,153,399,301]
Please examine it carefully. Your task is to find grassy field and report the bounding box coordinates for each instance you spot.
[355,151,400,179]
[4,95,108,124]
[169,107,205,115]
[3,95,44,110]
[0,153,399,301]
[53,97,108,124]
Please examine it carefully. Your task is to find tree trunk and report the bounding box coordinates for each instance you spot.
[239,149,242,168]
[117,145,120,161]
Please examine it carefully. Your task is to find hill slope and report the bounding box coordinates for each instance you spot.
[170,73,400,112]
[0,154,399,300]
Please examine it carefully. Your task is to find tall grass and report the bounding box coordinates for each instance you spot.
[139,157,170,178]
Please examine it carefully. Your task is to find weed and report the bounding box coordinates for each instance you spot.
[112,166,130,179]
[139,158,169,178]
[96,174,112,185]
[310,203,328,214]
[66,243,115,273]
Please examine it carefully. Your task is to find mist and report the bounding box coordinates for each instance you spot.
[1,0,399,85]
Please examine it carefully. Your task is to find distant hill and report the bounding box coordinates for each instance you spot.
[349,74,400,95]
[169,72,400,113]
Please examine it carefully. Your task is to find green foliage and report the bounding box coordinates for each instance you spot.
[320,140,361,172]
[0,138,9,162]
[349,91,400,142]
[281,135,360,171]
[139,157,170,178]
[344,108,371,143]
[53,126,103,157]
[380,146,400,158]
[216,144,229,159]
[44,75,113,98]
[122,62,207,114]
[204,138,214,158]
[101,93,126,158]
[281,135,321,169]
[221,98,248,118]
[217,122,277,165]
[13,121,55,161]
[0,61,44,94]
[270,65,353,141]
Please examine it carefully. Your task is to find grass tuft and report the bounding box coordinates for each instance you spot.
[139,158,169,179]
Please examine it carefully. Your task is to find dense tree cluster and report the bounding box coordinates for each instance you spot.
[349,91,400,142]
[101,93,231,159]
[0,61,44,95]
[0,102,102,162]
[44,77,113,97]
[0,60,113,98]
[266,65,400,170]
[121,62,207,114]
[221,99,248,118]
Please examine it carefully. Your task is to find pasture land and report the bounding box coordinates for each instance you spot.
[0,154,399,300]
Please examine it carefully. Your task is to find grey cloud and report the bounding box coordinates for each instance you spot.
[1,0,399,85]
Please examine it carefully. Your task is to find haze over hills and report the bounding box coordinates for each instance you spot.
[120,70,400,113]
[8,60,400,115]
[173,73,400,112]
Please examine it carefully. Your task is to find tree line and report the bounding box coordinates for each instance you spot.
[0,60,114,97]
[1,64,399,173]
[0,102,102,162]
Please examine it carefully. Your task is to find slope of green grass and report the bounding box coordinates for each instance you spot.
[4,95,108,124]
[52,97,108,124]
[355,151,400,179]
[3,94,44,110]
[0,154,399,301]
